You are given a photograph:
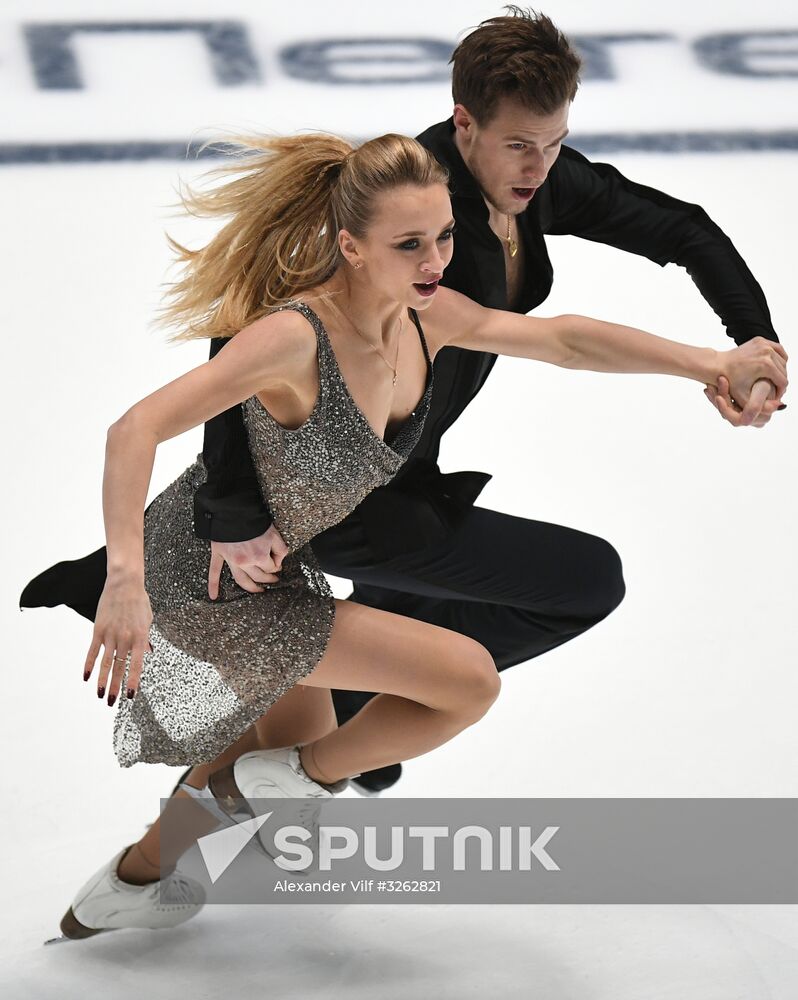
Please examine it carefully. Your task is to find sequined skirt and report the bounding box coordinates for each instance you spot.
[112,458,336,768]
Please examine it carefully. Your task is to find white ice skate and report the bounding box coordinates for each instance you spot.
[46,844,205,944]
[205,745,349,872]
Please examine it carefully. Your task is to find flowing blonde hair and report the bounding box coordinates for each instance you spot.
[157,131,449,342]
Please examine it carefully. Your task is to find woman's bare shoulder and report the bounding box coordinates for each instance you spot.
[415,286,484,354]
[221,305,318,386]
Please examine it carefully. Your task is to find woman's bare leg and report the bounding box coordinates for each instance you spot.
[296,599,500,784]
[254,685,338,749]
[117,599,498,883]
[116,724,265,884]
[180,686,337,791]
[117,686,337,883]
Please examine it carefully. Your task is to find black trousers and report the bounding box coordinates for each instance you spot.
[311,504,627,725]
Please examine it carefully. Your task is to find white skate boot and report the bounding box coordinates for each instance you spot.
[50,844,205,943]
[206,745,349,872]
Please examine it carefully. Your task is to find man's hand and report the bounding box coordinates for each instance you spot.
[704,376,785,427]
[208,524,290,599]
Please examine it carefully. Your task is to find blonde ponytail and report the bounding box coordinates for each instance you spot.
[156,131,448,343]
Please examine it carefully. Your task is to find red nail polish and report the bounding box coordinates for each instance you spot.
[107,694,116,707]
[97,686,105,698]
[127,688,136,699]
[83,671,90,682]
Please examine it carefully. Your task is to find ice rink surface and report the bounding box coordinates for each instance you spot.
[2,1,797,996]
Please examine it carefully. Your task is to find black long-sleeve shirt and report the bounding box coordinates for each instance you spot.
[194,116,779,556]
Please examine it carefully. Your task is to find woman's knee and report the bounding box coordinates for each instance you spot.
[446,636,500,719]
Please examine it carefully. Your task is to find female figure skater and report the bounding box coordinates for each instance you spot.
[24,131,786,941]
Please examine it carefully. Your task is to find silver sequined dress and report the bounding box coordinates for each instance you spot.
[112,299,433,768]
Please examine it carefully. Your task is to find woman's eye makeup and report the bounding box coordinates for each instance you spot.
[396,226,456,251]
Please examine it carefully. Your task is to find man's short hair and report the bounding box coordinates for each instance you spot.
[450,6,582,124]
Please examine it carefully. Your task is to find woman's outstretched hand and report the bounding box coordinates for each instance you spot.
[84,573,153,706]
[208,523,290,600]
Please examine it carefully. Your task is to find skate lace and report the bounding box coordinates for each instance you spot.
[295,798,323,831]
[293,749,336,799]
[295,769,331,840]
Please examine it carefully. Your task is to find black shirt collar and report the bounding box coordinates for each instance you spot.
[416,117,484,201]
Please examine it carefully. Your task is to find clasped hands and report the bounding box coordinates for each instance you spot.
[705,337,788,427]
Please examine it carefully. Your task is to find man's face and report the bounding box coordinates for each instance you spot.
[453,98,570,216]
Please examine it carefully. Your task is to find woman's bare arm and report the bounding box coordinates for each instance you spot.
[427,287,788,409]
[103,310,314,581]
[85,309,315,705]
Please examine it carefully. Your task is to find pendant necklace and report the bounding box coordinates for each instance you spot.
[504,213,518,257]
[349,312,403,386]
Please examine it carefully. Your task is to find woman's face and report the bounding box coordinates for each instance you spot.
[341,183,455,310]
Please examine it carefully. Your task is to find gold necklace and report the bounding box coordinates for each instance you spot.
[348,312,403,386]
[504,214,518,257]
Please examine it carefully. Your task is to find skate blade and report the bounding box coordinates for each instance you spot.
[43,928,116,945]
[45,905,119,945]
